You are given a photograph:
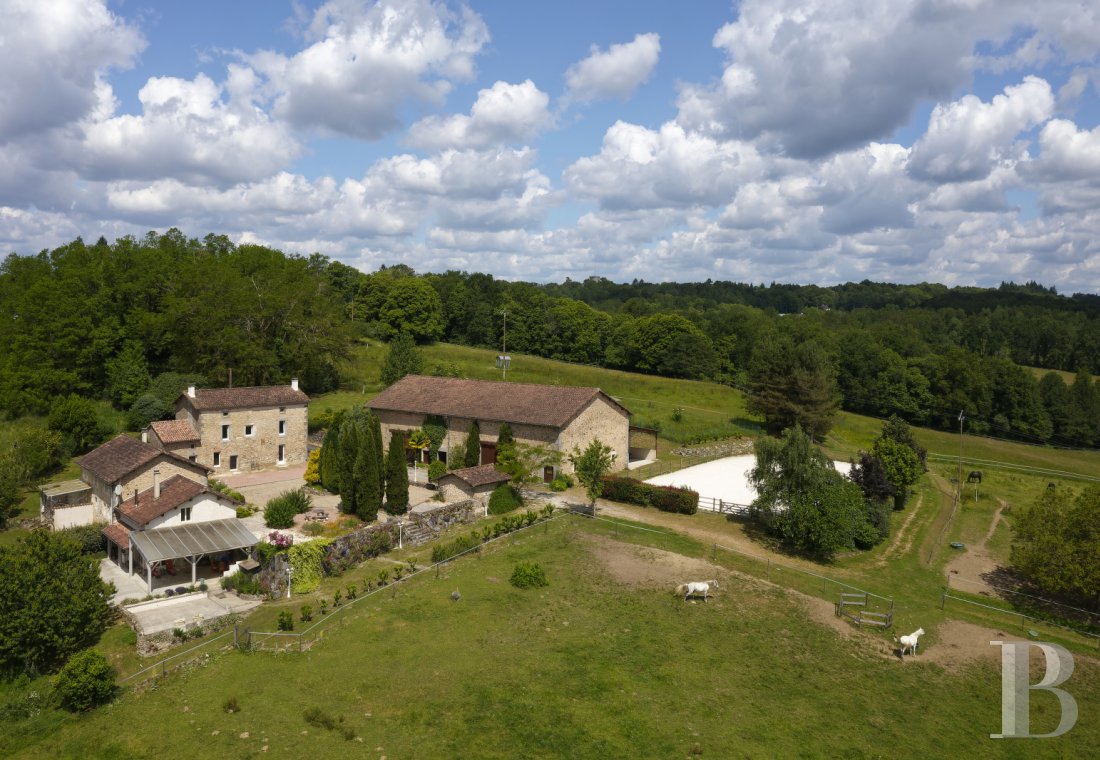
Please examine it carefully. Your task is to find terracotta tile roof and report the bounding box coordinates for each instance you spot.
[79,435,163,484]
[369,376,630,429]
[102,521,131,549]
[116,474,237,527]
[150,419,200,444]
[441,464,512,488]
[79,435,210,484]
[180,385,310,411]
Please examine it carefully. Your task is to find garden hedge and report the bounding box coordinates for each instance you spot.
[599,476,699,515]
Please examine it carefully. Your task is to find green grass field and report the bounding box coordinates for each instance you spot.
[5,515,1097,759]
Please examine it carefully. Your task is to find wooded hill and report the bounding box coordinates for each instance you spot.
[3,231,1099,449]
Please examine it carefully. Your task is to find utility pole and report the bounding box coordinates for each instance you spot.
[500,309,508,380]
[957,410,965,501]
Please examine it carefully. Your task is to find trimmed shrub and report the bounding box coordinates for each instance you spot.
[57,523,107,555]
[55,650,114,712]
[300,604,313,622]
[304,449,322,486]
[548,475,570,492]
[488,483,522,515]
[600,476,699,515]
[277,611,294,631]
[510,561,548,589]
[427,459,447,482]
[209,478,245,503]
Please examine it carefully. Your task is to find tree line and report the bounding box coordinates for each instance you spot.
[4,233,1099,447]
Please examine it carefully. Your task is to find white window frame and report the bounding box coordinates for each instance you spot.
[213,452,221,467]
[180,506,193,522]
[278,419,286,436]
[278,444,286,464]
[245,424,255,438]
[221,424,230,441]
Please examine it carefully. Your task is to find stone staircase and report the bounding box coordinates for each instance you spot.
[400,520,434,547]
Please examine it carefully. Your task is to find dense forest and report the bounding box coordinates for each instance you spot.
[3,230,1100,450]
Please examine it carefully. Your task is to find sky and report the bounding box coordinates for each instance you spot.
[2,0,1100,292]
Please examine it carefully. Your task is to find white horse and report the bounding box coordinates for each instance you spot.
[676,579,719,602]
[897,627,924,656]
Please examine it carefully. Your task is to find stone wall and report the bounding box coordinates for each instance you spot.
[187,404,309,472]
[406,500,478,544]
[556,396,630,475]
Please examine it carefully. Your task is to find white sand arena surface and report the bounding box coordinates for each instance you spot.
[645,455,851,505]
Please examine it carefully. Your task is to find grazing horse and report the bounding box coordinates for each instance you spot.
[898,628,925,656]
[676,580,719,602]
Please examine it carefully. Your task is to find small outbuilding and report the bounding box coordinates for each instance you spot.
[437,464,512,507]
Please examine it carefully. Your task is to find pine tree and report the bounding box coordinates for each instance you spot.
[464,421,481,468]
[385,430,409,515]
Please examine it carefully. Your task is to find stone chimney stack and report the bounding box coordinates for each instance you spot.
[187,384,196,398]
[141,429,148,443]
[291,377,299,391]
[153,468,161,500]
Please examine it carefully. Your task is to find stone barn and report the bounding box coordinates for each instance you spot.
[369,375,631,480]
[436,464,512,507]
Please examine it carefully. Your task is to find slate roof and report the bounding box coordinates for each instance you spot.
[79,435,209,484]
[149,419,200,444]
[117,474,237,527]
[102,521,131,549]
[369,375,630,429]
[180,385,310,411]
[441,464,512,489]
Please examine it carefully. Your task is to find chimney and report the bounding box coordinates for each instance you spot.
[187,384,196,398]
[141,429,148,443]
[153,469,161,500]
[291,377,299,391]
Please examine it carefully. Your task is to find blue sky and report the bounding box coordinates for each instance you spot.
[2,0,1100,291]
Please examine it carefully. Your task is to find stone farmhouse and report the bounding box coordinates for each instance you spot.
[169,379,310,473]
[39,434,212,529]
[368,375,633,480]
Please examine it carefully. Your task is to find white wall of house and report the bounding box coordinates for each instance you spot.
[145,494,236,530]
[52,504,96,529]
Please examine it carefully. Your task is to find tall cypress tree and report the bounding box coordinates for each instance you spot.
[319,420,342,493]
[370,413,386,507]
[464,421,481,467]
[357,418,382,519]
[337,415,361,514]
[385,430,409,515]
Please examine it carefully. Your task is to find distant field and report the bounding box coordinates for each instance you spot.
[6,516,1098,759]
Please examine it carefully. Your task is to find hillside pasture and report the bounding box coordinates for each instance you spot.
[5,516,1098,759]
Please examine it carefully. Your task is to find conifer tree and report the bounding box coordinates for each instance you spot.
[337,416,360,513]
[464,421,481,468]
[385,430,409,514]
[357,418,382,519]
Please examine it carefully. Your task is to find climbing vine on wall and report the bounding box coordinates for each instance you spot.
[288,539,331,594]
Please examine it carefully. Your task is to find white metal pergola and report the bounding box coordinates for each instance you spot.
[128,519,259,592]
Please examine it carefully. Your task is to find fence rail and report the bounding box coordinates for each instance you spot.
[696,496,750,515]
[927,453,1100,483]
[940,591,1100,649]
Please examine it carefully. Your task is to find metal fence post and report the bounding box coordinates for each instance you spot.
[940,591,946,610]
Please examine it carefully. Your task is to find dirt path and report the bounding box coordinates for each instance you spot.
[873,492,923,567]
[944,502,1006,596]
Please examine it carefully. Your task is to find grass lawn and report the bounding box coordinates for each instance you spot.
[6,515,1098,759]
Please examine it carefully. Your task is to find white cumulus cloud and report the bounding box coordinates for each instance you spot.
[406,80,551,150]
[252,0,489,140]
[908,77,1054,183]
[564,33,661,103]
[0,0,144,140]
